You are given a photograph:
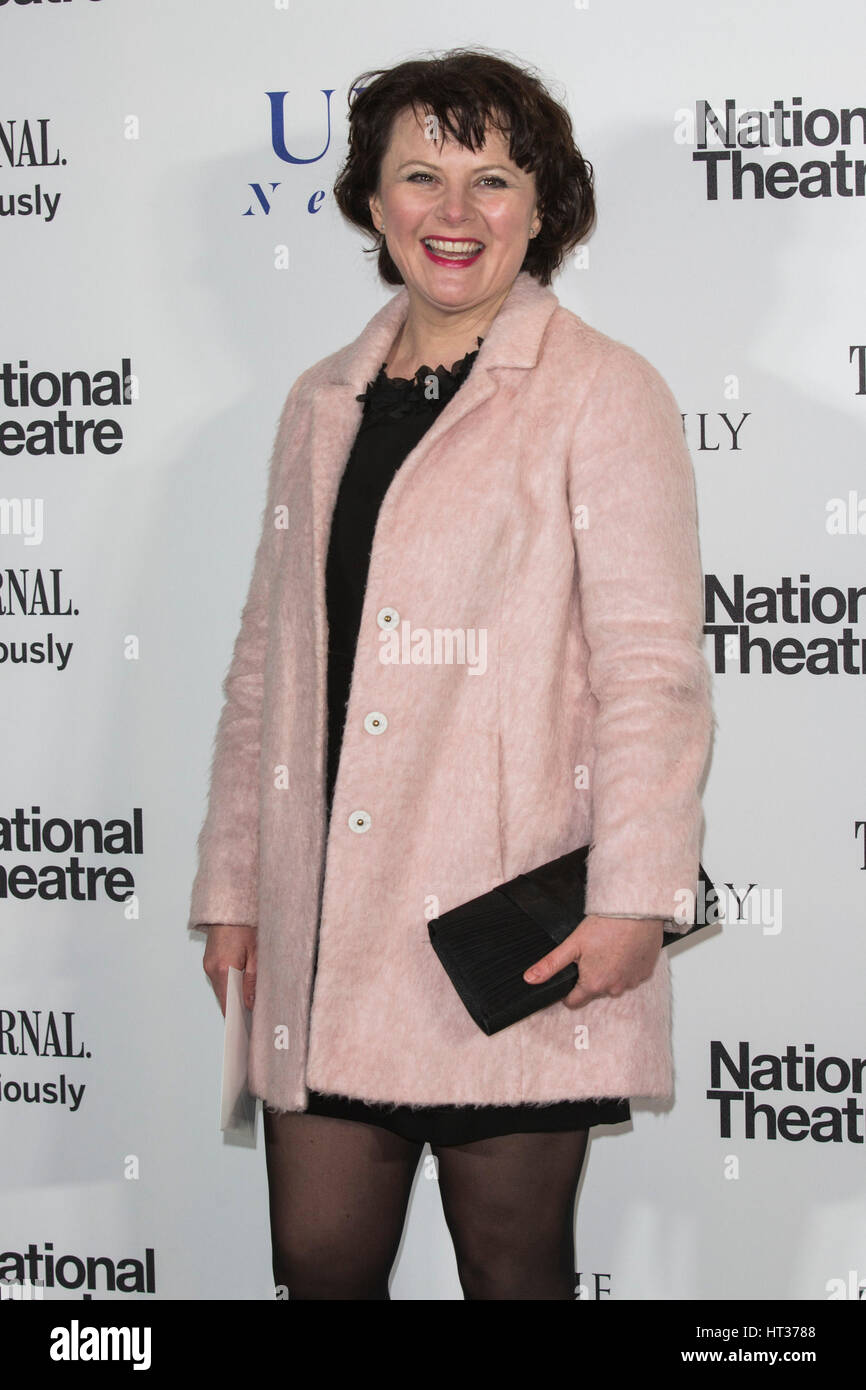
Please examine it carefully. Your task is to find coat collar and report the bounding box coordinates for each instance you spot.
[306,271,561,630]
[302,271,561,772]
[320,268,560,393]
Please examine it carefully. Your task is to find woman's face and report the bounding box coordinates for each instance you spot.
[368,105,540,319]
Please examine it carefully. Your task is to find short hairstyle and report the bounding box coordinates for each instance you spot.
[332,47,596,287]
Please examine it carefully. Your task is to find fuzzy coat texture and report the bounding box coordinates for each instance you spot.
[188,269,714,1113]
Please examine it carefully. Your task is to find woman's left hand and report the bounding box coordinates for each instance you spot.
[523,915,664,1008]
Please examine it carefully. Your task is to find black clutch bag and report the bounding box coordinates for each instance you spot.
[427,845,719,1036]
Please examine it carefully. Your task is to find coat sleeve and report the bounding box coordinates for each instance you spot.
[186,377,305,933]
[567,342,714,934]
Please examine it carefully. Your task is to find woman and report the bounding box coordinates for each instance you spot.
[189,48,714,1300]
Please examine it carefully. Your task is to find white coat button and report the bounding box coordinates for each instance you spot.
[363,711,388,735]
[376,606,399,630]
[348,810,372,833]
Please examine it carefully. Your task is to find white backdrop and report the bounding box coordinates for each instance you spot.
[1,0,864,1302]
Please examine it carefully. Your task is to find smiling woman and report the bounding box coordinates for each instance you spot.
[193,45,713,1302]
[333,47,595,379]
[363,108,540,376]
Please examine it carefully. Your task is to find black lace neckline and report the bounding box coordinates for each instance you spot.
[355,336,484,423]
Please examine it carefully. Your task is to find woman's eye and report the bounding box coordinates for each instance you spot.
[406,172,507,187]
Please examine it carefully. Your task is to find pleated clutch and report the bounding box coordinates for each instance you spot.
[427,844,719,1035]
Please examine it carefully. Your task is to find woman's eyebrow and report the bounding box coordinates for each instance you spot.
[395,159,515,174]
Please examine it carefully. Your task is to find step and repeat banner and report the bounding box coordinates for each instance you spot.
[1,1,863,1302]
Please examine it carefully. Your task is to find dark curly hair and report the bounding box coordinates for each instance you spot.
[332,47,596,287]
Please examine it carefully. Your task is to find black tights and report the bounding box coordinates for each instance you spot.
[263,1108,590,1300]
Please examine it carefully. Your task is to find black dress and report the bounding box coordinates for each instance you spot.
[304,337,631,1145]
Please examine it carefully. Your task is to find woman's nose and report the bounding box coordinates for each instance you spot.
[434,187,476,224]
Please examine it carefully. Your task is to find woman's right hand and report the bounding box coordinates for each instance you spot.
[203,925,257,1016]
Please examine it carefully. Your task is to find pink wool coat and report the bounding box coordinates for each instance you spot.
[188,269,714,1113]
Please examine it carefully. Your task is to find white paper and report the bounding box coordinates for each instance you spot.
[220,965,257,1136]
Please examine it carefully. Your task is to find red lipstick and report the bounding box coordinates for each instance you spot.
[420,236,485,268]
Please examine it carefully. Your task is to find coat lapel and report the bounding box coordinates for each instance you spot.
[304,271,560,753]
[308,269,560,561]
